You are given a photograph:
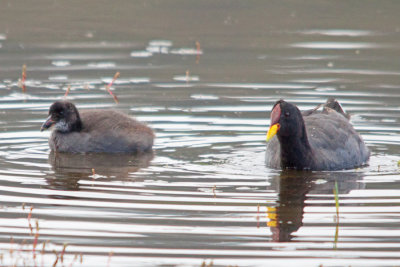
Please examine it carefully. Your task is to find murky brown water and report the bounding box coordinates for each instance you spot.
[1,1,400,266]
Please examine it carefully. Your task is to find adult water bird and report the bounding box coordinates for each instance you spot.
[265,99,369,170]
[41,101,154,153]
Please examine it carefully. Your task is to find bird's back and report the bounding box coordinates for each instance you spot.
[50,110,154,153]
[266,101,369,170]
[304,110,369,170]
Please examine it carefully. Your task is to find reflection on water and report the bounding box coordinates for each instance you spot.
[1,0,400,266]
[268,171,364,242]
[47,151,154,190]
[268,172,311,242]
[49,151,154,178]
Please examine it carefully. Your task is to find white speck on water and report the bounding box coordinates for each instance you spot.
[173,75,199,82]
[191,94,219,100]
[51,60,71,67]
[170,48,203,55]
[130,51,153,58]
[48,75,68,81]
[148,40,173,47]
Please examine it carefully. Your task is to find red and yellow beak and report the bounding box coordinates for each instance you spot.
[266,103,281,142]
[266,123,280,141]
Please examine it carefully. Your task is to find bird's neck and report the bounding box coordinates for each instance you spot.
[69,115,82,132]
[278,129,313,170]
[63,110,83,133]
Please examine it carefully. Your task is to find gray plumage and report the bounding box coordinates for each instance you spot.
[41,101,154,153]
[265,99,370,171]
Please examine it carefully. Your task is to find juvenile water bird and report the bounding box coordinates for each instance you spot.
[265,99,369,171]
[41,101,154,153]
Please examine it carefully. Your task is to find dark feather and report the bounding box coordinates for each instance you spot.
[265,99,369,170]
[44,101,154,153]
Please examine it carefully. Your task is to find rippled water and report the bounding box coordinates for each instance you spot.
[1,1,400,266]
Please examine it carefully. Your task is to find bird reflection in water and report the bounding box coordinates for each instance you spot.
[46,151,154,191]
[267,170,364,242]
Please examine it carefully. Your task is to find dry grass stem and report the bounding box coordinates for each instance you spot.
[64,84,71,98]
[185,70,190,82]
[106,72,120,103]
[212,185,216,198]
[21,64,27,93]
[107,251,114,267]
[196,41,201,63]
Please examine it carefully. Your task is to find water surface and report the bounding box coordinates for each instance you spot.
[1,1,400,266]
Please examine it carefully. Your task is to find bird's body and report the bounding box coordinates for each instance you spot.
[42,101,154,153]
[265,99,369,171]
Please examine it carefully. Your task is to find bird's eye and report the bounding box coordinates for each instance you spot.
[284,112,290,117]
